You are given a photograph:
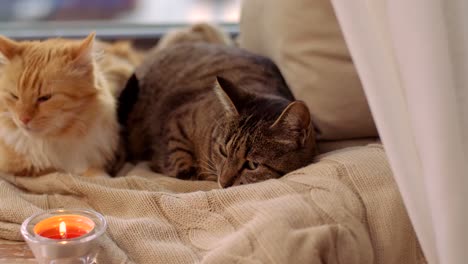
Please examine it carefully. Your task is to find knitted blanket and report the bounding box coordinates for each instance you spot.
[0,144,425,263]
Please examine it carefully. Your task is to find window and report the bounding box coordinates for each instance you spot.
[0,0,241,39]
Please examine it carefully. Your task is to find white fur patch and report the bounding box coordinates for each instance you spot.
[0,105,118,174]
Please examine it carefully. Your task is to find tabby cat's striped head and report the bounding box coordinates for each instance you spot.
[212,77,316,188]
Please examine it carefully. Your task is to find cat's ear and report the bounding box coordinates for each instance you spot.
[270,101,311,146]
[214,76,244,117]
[0,36,21,62]
[73,32,96,66]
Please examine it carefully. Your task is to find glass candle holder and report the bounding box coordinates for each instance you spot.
[21,208,107,264]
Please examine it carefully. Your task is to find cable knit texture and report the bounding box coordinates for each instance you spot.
[0,144,425,263]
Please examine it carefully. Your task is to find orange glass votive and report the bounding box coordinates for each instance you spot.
[21,209,107,264]
[34,215,95,240]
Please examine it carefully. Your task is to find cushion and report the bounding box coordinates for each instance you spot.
[239,0,378,140]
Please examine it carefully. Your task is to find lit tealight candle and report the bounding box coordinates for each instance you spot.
[33,215,95,240]
[21,209,106,264]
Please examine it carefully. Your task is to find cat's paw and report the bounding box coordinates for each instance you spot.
[82,167,109,177]
[175,166,198,180]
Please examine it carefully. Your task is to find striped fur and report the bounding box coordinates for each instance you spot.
[118,43,317,187]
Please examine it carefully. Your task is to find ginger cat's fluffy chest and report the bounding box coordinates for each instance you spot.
[0,109,118,175]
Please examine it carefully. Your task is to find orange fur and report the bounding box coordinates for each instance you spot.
[0,33,131,176]
[94,40,144,96]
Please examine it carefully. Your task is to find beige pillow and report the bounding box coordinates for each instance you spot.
[239,0,377,140]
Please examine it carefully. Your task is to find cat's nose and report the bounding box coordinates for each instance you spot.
[20,115,32,125]
[233,177,247,186]
[219,175,247,188]
[218,176,235,188]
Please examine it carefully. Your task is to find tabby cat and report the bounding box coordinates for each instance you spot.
[118,41,317,187]
[0,33,140,176]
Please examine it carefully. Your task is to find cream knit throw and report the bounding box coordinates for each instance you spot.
[0,144,425,263]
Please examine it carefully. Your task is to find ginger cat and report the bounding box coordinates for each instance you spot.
[0,33,133,176]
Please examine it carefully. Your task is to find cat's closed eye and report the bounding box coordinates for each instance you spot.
[245,160,259,170]
[37,94,52,103]
[219,144,227,157]
[9,92,18,100]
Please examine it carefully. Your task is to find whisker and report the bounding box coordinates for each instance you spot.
[198,166,217,175]
[199,155,216,171]
[200,160,215,169]
[0,112,13,119]
[199,161,216,174]
[196,171,218,181]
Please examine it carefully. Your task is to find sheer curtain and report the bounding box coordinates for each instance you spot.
[330,0,468,263]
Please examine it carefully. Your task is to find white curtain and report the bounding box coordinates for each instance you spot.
[330,0,468,263]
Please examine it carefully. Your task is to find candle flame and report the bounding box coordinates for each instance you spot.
[59,221,67,239]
